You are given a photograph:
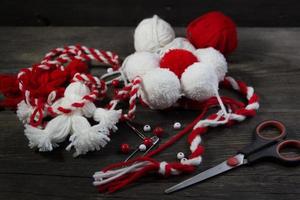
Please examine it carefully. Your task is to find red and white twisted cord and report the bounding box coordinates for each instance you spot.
[107,77,142,120]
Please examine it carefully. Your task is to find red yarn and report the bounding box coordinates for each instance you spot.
[187,11,238,55]
[160,49,198,78]
[0,75,22,108]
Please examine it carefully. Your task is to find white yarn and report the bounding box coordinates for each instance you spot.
[194,47,228,81]
[181,62,219,101]
[81,102,97,118]
[157,37,196,57]
[64,82,90,101]
[24,115,72,151]
[134,15,175,52]
[139,68,181,109]
[17,100,34,124]
[93,108,122,132]
[23,81,121,156]
[122,52,160,81]
[66,115,111,157]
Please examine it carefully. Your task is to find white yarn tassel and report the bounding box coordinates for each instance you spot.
[66,115,111,157]
[17,100,33,124]
[93,108,122,132]
[24,115,72,151]
[81,102,97,118]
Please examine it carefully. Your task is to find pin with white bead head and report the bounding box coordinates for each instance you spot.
[124,121,160,162]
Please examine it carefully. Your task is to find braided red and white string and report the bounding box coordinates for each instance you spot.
[93,76,259,193]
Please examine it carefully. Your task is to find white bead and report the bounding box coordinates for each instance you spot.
[173,122,181,129]
[143,125,151,132]
[177,152,185,160]
[139,144,147,151]
[180,158,188,164]
[107,68,113,73]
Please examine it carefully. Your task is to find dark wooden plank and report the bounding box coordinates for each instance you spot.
[0,27,299,200]
[0,0,300,26]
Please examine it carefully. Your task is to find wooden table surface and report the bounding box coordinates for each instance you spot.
[0,27,299,200]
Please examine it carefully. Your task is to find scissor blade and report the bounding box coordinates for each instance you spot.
[165,154,245,194]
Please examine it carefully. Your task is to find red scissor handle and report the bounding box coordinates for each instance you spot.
[276,139,300,162]
[255,120,287,141]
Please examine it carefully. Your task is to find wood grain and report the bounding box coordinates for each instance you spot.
[0,0,300,26]
[0,27,299,200]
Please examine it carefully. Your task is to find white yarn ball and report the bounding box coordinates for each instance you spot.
[157,37,196,57]
[181,62,218,101]
[194,47,227,81]
[139,68,181,109]
[122,52,159,81]
[134,15,175,52]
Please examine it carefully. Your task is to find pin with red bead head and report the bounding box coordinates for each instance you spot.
[124,121,160,162]
[120,143,131,154]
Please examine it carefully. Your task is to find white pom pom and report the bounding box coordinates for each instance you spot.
[194,47,227,81]
[157,37,196,57]
[122,52,160,81]
[181,62,218,101]
[134,15,175,52]
[24,115,72,151]
[139,68,181,109]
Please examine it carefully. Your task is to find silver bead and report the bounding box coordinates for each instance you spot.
[143,125,151,132]
[139,144,147,151]
[177,152,185,160]
[173,122,182,130]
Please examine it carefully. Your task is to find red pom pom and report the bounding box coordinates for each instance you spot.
[187,11,238,55]
[160,49,198,78]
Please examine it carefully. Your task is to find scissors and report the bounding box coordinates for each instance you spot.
[165,120,300,194]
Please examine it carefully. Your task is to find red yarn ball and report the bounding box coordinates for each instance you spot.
[187,11,238,55]
[160,49,198,78]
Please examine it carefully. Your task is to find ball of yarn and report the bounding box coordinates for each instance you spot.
[160,49,198,78]
[139,68,181,109]
[134,15,175,52]
[194,47,227,81]
[187,11,238,55]
[122,52,159,81]
[157,37,196,57]
[181,62,218,101]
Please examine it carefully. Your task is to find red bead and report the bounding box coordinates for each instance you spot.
[153,126,164,137]
[120,143,130,154]
[112,79,120,87]
[143,138,153,147]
